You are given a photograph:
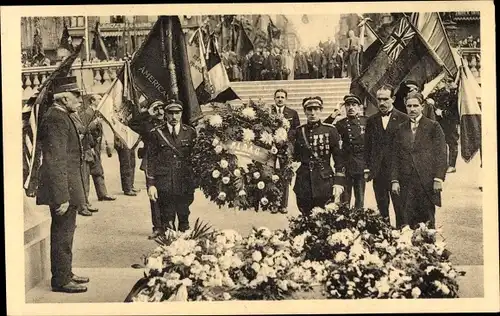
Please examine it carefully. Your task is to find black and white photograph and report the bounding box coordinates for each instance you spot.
[3,2,498,315]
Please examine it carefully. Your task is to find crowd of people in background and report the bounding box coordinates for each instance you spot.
[456,35,480,48]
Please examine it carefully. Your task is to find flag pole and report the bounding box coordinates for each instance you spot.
[84,15,90,62]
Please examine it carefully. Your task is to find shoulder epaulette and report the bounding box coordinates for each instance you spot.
[321,122,336,128]
[297,123,308,128]
[182,124,196,132]
[150,122,167,132]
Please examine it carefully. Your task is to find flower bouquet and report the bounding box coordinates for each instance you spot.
[190,100,295,212]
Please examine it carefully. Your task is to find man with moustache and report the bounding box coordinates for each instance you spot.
[293,96,346,215]
[335,94,367,208]
[391,91,447,229]
[270,89,300,214]
[36,76,89,293]
[364,85,409,227]
[129,100,166,239]
[147,99,197,232]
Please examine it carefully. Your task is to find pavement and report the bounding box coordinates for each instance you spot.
[25,149,484,303]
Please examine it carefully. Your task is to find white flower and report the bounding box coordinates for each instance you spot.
[223,292,232,300]
[182,255,195,267]
[271,175,280,183]
[238,190,247,196]
[181,278,193,287]
[242,128,255,142]
[214,145,223,154]
[375,277,391,295]
[288,280,300,289]
[241,107,257,119]
[171,255,183,265]
[260,197,269,205]
[274,128,288,143]
[208,114,223,127]
[212,137,220,146]
[448,270,457,279]
[218,192,227,200]
[282,118,290,130]
[251,262,261,272]
[311,207,325,216]
[231,257,244,268]
[325,203,339,212]
[233,169,241,177]
[252,251,263,262]
[222,177,230,184]
[264,247,275,256]
[219,159,229,168]
[260,131,274,145]
[257,227,272,238]
[270,146,278,155]
[411,287,422,298]
[146,256,163,272]
[253,172,261,179]
[334,251,348,263]
[277,280,288,291]
[212,170,221,178]
[441,284,451,295]
[257,181,265,190]
[219,256,232,270]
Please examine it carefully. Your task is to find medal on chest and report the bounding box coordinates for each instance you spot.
[360,125,365,135]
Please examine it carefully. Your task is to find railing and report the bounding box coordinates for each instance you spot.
[22,61,125,101]
[458,47,481,85]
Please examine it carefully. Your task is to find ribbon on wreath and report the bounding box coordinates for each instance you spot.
[224,140,276,168]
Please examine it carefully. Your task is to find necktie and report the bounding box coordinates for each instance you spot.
[410,121,417,144]
[171,126,177,141]
[382,111,392,117]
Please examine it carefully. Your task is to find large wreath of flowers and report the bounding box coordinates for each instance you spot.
[190,100,295,212]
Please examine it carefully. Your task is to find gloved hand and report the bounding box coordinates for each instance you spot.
[333,184,344,199]
[148,186,158,202]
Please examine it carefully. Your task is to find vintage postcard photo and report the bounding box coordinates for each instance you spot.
[2,1,498,315]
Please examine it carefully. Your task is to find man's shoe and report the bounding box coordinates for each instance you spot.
[124,191,137,196]
[131,188,141,193]
[52,281,87,293]
[98,195,116,201]
[446,167,457,173]
[179,224,190,232]
[148,229,163,240]
[71,274,90,284]
[87,205,99,213]
[78,209,93,216]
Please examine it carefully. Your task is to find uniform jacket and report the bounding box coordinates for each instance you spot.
[36,105,86,206]
[128,111,163,172]
[293,121,346,199]
[77,107,104,176]
[271,105,301,141]
[146,123,197,196]
[364,108,409,180]
[391,116,447,206]
[336,116,367,175]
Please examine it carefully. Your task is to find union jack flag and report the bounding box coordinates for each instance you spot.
[382,17,416,60]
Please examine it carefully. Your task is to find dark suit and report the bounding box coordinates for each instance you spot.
[336,116,367,208]
[271,105,300,211]
[146,123,197,230]
[391,116,447,229]
[365,108,409,225]
[36,105,85,288]
[115,136,136,193]
[293,121,346,215]
[129,112,163,231]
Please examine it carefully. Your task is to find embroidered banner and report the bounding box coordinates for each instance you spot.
[224,141,274,167]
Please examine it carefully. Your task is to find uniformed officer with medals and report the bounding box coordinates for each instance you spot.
[146,99,197,232]
[335,94,367,208]
[293,96,346,215]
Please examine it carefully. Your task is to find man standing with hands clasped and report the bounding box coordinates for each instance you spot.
[391,91,447,229]
[36,76,90,293]
[146,99,197,232]
[364,85,409,227]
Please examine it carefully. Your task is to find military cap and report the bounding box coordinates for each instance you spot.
[165,99,183,112]
[404,79,420,90]
[302,96,323,109]
[52,76,81,95]
[343,94,362,105]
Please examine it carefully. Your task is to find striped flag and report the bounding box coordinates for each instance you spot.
[409,12,458,77]
[23,40,84,196]
[358,16,383,73]
[458,57,482,162]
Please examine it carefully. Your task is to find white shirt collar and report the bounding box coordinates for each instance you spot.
[275,105,285,114]
[411,114,423,124]
[168,123,180,134]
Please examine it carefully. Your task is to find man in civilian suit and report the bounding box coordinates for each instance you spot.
[364,85,409,227]
[270,89,300,214]
[391,92,447,229]
[36,76,89,293]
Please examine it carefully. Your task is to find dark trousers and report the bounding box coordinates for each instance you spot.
[341,173,366,208]
[296,195,330,216]
[157,191,194,230]
[116,147,136,192]
[83,161,108,200]
[280,186,290,210]
[400,178,436,229]
[50,204,77,287]
[447,142,459,168]
[441,122,459,168]
[373,176,403,227]
[145,173,161,231]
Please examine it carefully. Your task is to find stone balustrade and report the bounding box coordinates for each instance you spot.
[22,60,125,102]
[458,47,481,85]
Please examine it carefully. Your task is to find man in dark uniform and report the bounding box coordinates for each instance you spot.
[364,85,409,227]
[336,94,367,208]
[36,76,89,293]
[394,79,421,114]
[293,96,346,215]
[250,48,264,81]
[146,99,197,232]
[428,78,460,173]
[129,100,165,239]
[270,89,300,214]
[114,135,140,196]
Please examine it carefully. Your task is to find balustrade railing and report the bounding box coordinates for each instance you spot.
[458,47,481,85]
[22,61,125,101]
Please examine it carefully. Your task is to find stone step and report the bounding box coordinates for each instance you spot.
[230,78,351,86]
[233,87,350,95]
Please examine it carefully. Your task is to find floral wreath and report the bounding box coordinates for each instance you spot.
[191,100,295,212]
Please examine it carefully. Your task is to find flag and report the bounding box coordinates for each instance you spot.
[187,29,240,106]
[23,40,84,196]
[92,22,110,61]
[358,18,383,73]
[409,12,458,77]
[267,17,281,40]
[31,27,45,64]
[57,23,75,59]
[235,20,254,56]
[350,16,444,114]
[458,58,481,162]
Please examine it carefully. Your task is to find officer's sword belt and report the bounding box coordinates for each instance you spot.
[155,129,184,159]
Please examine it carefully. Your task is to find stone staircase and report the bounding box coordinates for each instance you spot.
[227,78,352,123]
